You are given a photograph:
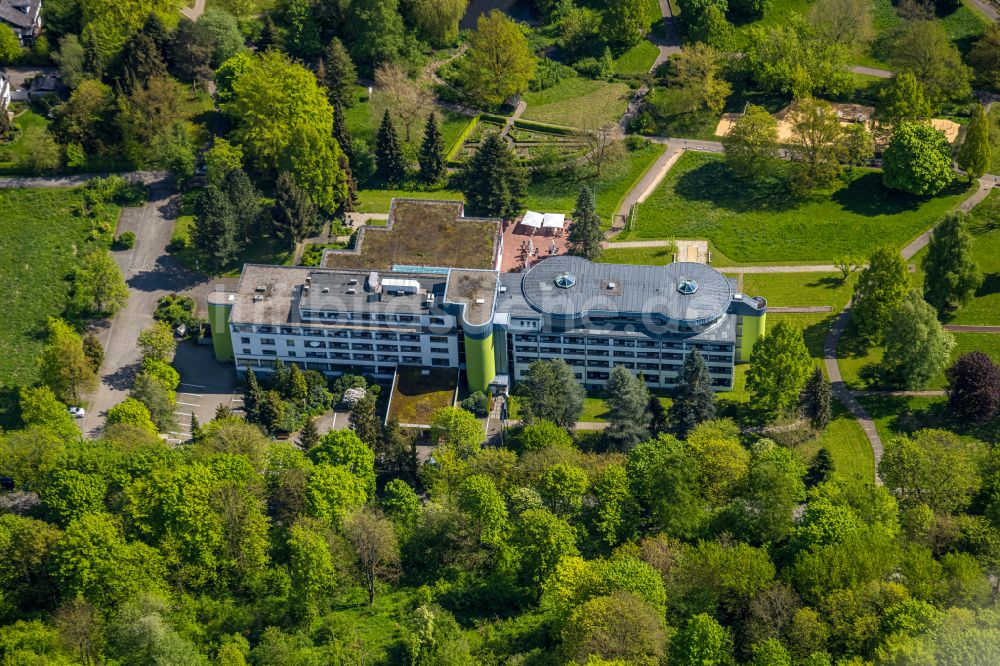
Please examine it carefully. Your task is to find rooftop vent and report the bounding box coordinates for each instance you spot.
[321,287,330,294]
[554,272,576,289]
[499,286,508,293]
[254,286,266,293]
[305,276,311,283]
[677,279,699,295]
[346,288,356,295]
[475,298,485,304]
[348,278,357,285]
[607,281,616,290]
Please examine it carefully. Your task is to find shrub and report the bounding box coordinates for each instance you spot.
[461,391,490,417]
[154,294,198,332]
[115,231,136,249]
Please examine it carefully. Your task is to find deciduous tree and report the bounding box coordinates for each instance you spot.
[516,359,586,429]
[279,123,349,213]
[429,406,484,457]
[374,62,433,144]
[787,98,845,193]
[561,591,667,664]
[880,290,955,390]
[410,0,467,46]
[343,507,401,605]
[106,398,158,434]
[808,0,874,53]
[723,104,779,181]
[889,20,972,110]
[462,10,537,107]
[968,24,1000,90]
[922,212,983,313]
[879,428,981,513]
[743,21,851,99]
[18,386,78,441]
[746,321,813,419]
[38,318,97,404]
[605,0,654,50]
[946,351,1000,424]
[852,245,910,346]
[668,43,732,116]
[0,23,22,64]
[346,0,411,69]
[72,250,129,316]
[670,613,734,666]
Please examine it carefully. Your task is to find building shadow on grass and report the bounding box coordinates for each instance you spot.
[672,159,800,214]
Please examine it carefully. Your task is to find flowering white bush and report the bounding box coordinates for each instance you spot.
[342,387,366,407]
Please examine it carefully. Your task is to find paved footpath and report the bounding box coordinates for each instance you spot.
[902,175,999,259]
[944,324,1000,333]
[0,171,166,188]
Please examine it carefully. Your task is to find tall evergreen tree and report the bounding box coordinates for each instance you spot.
[350,391,380,446]
[375,111,406,185]
[668,350,716,436]
[119,32,167,90]
[648,394,668,435]
[297,417,321,449]
[800,367,832,429]
[418,112,445,183]
[193,184,241,269]
[333,101,353,161]
[339,152,359,213]
[604,365,651,452]
[567,187,603,260]
[272,172,321,248]
[957,103,991,181]
[223,168,262,243]
[461,132,527,218]
[324,38,358,108]
[922,212,983,314]
[258,16,282,51]
[243,369,264,424]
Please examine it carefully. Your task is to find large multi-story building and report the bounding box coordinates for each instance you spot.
[207,200,766,393]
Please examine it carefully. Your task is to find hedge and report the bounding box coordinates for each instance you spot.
[511,119,576,135]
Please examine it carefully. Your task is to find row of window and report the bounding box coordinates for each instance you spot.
[299,311,449,326]
[241,349,453,364]
[234,326,449,341]
[512,334,731,352]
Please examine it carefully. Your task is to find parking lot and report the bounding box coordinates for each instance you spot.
[168,342,242,443]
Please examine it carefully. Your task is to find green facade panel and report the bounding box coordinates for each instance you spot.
[207,302,234,362]
[464,333,496,393]
[739,313,766,362]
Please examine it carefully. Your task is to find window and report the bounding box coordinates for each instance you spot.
[430,335,449,343]
[260,338,275,346]
[242,348,251,355]
[432,358,449,366]
[431,347,449,355]
[286,339,295,346]
[430,317,446,325]
[306,351,327,359]
[241,337,250,344]
[262,349,277,356]
[288,351,297,357]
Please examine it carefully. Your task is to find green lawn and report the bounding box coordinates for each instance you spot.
[990,106,1000,175]
[942,191,1000,325]
[0,188,119,397]
[741,272,856,310]
[598,245,677,265]
[522,78,631,129]
[614,40,660,76]
[794,407,876,485]
[0,109,50,172]
[859,394,1000,445]
[618,151,974,264]
[344,89,473,160]
[525,142,666,225]
[838,330,1000,390]
[355,188,465,214]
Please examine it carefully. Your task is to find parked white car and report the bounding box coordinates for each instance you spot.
[68,406,85,418]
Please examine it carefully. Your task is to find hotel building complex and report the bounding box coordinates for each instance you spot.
[207,200,767,393]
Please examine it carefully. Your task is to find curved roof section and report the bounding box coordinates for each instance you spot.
[520,256,733,325]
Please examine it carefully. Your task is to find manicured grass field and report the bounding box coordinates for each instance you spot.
[355,188,465,214]
[525,142,667,225]
[990,106,1000,175]
[794,407,876,485]
[741,272,856,310]
[522,78,631,129]
[941,191,1000,326]
[618,152,974,264]
[614,40,660,75]
[598,245,676,265]
[0,188,118,391]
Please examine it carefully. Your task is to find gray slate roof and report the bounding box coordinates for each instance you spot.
[519,256,733,325]
[0,0,39,29]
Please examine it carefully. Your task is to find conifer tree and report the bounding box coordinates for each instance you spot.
[272,172,321,247]
[418,112,445,183]
[350,391,380,446]
[324,38,358,108]
[214,403,233,420]
[567,187,603,260]
[243,369,263,424]
[193,184,241,269]
[648,394,668,435]
[375,111,406,185]
[800,367,831,429]
[604,365,651,451]
[668,350,716,436]
[258,16,281,51]
[957,103,991,181]
[223,168,262,243]
[461,132,527,218]
[190,413,202,442]
[339,152,358,212]
[922,212,983,314]
[298,417,321,449]
[333,101,353,161]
